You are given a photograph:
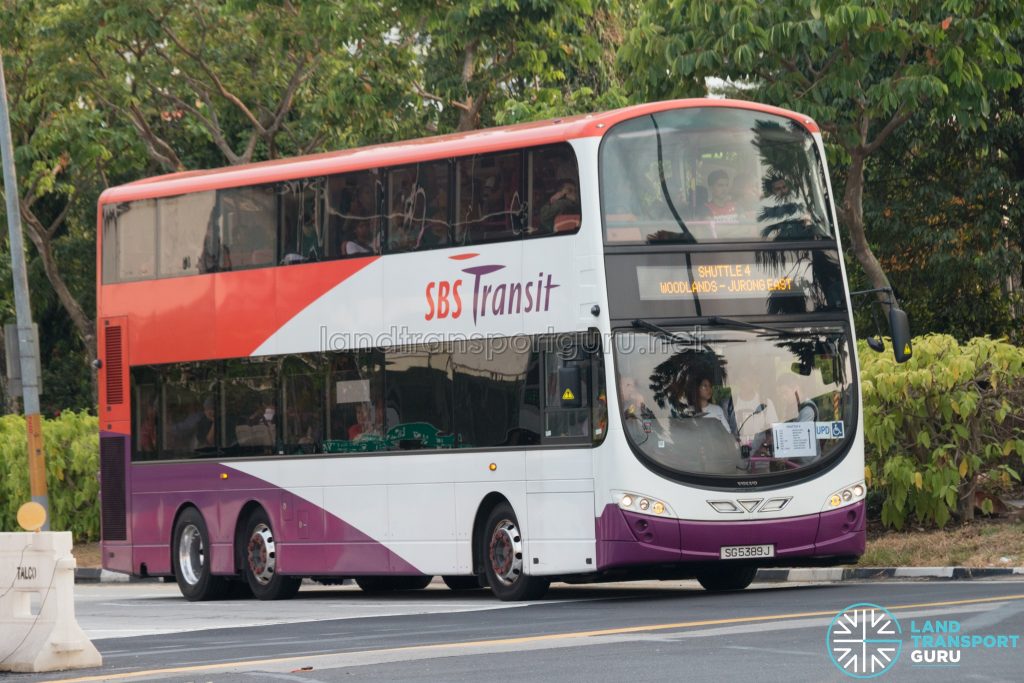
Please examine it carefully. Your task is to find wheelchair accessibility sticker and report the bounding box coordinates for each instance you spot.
[814,421,845,439]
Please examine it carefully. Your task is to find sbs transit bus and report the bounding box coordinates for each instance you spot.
[96,99,909,601]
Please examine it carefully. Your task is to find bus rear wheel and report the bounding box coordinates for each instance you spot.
[482,502,549,601]
[355,576,433,593]
[172,507,229,601]
[696,565,757,592]
[242,508,301,600]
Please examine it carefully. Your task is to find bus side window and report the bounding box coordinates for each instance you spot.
[454,151,522,245]
[328,171,382,259]
[281,356,325,454]
[385,345,453,449]
[159,192,215,278]
[218,185,277,270]
[279,178,325,264]
[542,339,592,440]
[383,161,450,254]
[527,144,581,237]
[222,358,281,455]
[112,199,157,281]
[328,351,384,443]
[452,337,537,448]
[161,364,220,459]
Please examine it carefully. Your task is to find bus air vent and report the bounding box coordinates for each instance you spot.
[100,436,127,541]
[105,325,124,405]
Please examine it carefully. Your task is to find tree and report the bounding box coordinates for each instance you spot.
[408,0,627,131]
[620,0,1022,303]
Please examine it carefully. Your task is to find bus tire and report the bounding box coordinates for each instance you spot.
[355,575,433,593]
[242,508,301,600]
[482,502,549,601]
[172,507,229,601]
[442,575,483,591]
[696,565,757,592]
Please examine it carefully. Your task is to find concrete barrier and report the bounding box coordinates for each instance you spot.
[0,531,101,672]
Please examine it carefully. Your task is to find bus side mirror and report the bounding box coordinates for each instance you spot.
[889,307,912,363]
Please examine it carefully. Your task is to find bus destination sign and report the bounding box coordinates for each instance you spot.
[636,259,810,302]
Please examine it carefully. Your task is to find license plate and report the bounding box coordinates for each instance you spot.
[720,544,775,560]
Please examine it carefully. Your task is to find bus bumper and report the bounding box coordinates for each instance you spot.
[595,501,865,571]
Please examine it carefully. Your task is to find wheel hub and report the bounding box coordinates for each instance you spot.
[178,523,204,586]
[247,522,277,586]
[488,519,523,586]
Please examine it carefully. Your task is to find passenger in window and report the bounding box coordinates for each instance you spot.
[704,170,737,218]
[299,219,321,261]
[138,399,158,453]
[195,396,217,449]
[341,219,376,256]
[538,179,580,233]
[348,402,376,439]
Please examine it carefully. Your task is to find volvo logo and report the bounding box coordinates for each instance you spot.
[707,497,792,514]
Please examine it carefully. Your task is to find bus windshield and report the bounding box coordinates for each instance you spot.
[601,107,834,244]
[614,327,854,480]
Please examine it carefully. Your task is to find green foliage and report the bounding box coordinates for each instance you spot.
[861,335,1024,529]
[0,412,100,541]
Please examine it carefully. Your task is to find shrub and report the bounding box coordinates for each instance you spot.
[861,335,1024,529]
[0,411,99,541]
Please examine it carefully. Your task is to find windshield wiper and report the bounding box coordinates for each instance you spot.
[650,116,696,244]
[631,319,698,345]
[706,316,800,336]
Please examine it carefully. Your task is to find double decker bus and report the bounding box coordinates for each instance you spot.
[97,100,895,601]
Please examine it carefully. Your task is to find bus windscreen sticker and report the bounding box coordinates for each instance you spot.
[771,422,816,458]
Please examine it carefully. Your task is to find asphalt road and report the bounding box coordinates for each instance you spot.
[11,578,1024,683]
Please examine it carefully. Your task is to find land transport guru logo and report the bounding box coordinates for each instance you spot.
[826,603,902,678]
[826,602,1020,677]
[424,253,559,324]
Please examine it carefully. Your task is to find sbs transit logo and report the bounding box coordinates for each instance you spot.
[424,253,559,325]
[826,603,902,678]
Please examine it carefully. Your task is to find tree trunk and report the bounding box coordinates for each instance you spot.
[841,151,894,307]
[957,474,976,522]
[19,203,98,403]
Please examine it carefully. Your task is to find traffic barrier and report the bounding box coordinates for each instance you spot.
[0,531,102,672]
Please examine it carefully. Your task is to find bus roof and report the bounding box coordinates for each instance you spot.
[99,99,819,204]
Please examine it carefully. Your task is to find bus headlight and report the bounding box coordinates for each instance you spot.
[617,492,671,516]
[823,482,866,510]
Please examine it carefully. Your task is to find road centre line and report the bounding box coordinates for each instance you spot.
[51,593,1024,683]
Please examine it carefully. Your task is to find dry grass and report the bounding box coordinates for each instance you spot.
[861,521,1024,567]
[73,542,102,569]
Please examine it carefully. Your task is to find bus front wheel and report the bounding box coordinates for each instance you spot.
[242,508,301,600]
[482,502,549,601]
[696,565,757,592]
[172,507,229,601]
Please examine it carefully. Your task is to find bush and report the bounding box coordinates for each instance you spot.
[861,335,1024,529]
[0,411,99,541]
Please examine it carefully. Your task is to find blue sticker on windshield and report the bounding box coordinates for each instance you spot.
[815,422,845,439]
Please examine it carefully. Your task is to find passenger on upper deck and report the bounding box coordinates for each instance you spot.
[341,219,376,256]
[538,179,580,234]
[704,170,737,218]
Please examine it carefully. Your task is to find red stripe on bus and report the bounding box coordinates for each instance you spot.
[100,257,379,365]
[448,253,479,261]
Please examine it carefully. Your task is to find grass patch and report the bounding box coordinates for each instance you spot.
[861,521,1024,567]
